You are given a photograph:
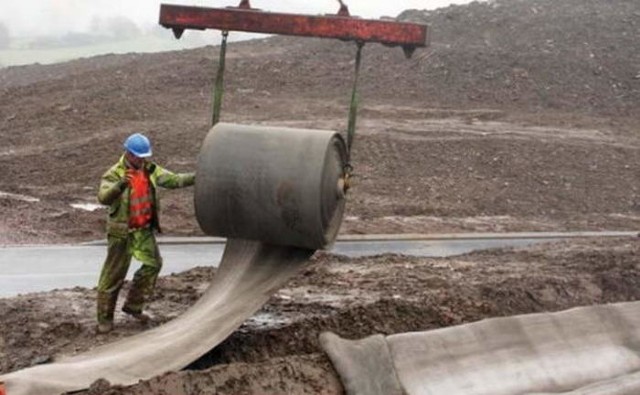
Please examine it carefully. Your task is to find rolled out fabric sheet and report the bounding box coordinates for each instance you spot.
[322,301,640,395]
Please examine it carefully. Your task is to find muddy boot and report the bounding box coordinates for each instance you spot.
[122,305,152,323]
[97,291,118,327]
[122,284,152,323]
[96,321,114,334]
[123,264,159,324]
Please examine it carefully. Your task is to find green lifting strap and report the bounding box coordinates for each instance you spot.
[346,41,364,172]
[210,30,363,180]
[211,31,229,126]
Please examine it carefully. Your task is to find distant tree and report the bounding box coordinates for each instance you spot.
[0,22,10,49]
[60,32,100,47]
[90,15,141,40]
[106,16,141,39]
[89,16,105,34]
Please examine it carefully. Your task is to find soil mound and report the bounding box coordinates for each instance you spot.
[398,0,640,116]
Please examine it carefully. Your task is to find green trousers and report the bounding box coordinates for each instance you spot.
[96,229,163,324]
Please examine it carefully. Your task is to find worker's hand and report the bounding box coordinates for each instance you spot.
[343,173,352,192]
[124,170,136,184]
[119,170,135,190]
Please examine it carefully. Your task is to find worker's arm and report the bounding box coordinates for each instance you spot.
[97,167,127,205]
[153,165,195,189]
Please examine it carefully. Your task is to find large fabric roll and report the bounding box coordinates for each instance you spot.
[195,123,347,250]
[1,124,347,395]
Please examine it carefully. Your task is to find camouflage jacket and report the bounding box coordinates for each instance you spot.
[97,155,195,237]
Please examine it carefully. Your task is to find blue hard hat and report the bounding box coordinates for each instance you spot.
[124,133,152,158]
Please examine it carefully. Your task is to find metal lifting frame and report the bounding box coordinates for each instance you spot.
[159,1,429,56]
[158,1,429,183]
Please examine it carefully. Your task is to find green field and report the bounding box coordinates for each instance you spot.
[0,35,211,68]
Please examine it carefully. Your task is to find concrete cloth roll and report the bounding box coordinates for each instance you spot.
[321,301,640,395]
[1,123,347,395]
[196,123,347,250]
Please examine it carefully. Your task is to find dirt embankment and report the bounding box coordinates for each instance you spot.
[1,0,639,244]
[399,0,640,117]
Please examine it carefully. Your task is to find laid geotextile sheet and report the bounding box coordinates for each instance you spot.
[0,240,312,395]
[322,301,640,395]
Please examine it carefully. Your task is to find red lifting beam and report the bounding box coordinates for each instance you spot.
[159,4,428,53]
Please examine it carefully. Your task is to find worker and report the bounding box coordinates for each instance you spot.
[95,133,195,334]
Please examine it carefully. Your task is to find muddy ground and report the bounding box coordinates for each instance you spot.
[1,0,640,393]
[2,238,640,394]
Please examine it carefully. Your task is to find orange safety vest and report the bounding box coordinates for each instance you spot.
[128,170,153,229]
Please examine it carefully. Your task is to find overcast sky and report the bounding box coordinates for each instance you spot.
[1,0,478,37]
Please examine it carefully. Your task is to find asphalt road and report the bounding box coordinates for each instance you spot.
[0,232,634,297]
